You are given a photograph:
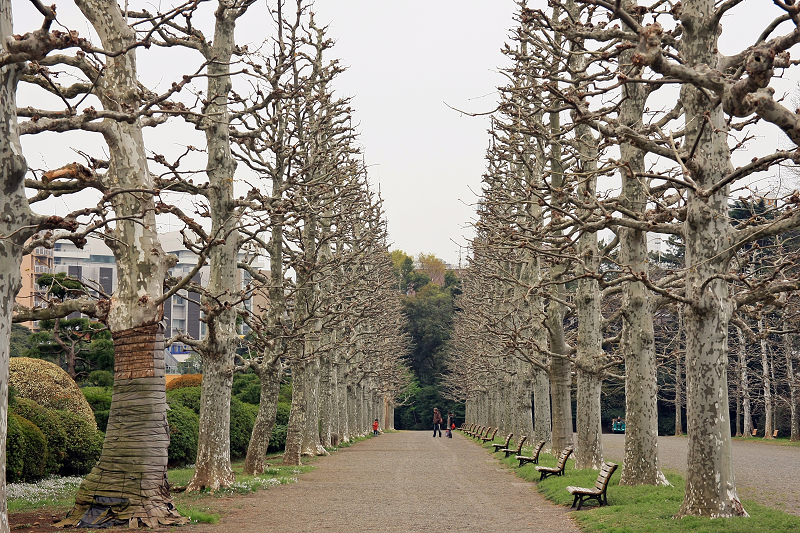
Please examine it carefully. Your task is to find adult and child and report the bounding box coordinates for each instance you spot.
[433,408,456,438]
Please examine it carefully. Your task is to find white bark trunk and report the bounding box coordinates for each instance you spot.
[678,0,745,516]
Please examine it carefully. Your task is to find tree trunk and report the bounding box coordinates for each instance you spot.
[676,307,685,436]
[737,327,754,437]
[1,4,34,527]
[759,316,774,439]
[243,359,282,475]
[69,326,183,527]
[319,354,334,447]
[283,359,308,466]
[301,358,327,456]
[677,0,745,516]
[187,354,235,490]
[617,0,666,486]
[63,1,183,526]
[532,367,552,449]
[186,1,242,492]
[785,333,799,442]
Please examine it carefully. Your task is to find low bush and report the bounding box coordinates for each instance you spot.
[94,410,110,432]
[81,386,112,412]
[230,398,258,459]
[233,372,262,405]
[6,414,25,482]
[269,424,287,452]
[166,386,202,415]
[81,386,113,432]
[17,417,48,481]
[11,398,68,475]
[166,374,203,391]
[275,403,290,426]
[166,401,199,467]
[9,357,96,428]
[55,410,104,476]
[88,370,114,387]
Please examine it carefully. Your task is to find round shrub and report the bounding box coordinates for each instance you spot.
[6,413,25,482]
[166,401,199,467]
[269,424,287,452]
[230,398,257,459]
[10,357,96,429]
[166,386,201,415]
[17,416,48,481]
[55,410,104,476]
[88,370,114,387]
[166,374,202,391]
[11,398,68,475]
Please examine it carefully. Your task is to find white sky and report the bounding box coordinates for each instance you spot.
[12,1,800,265]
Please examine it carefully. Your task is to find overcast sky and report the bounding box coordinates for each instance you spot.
[13,1,800,265]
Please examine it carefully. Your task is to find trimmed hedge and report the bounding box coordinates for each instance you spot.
[9,357,96,428]
[81,386,112,432]
[166,386,201,415]
[55,410,104,476]
[269,424,288,452]
[230,398,258,459]
[6,414,25,482]
[88,370,114,387]
[6,413,48,483]
[18,417,48,481]
[232,373,260,404]
[166,374,202,391]
[166,400,199,467]
[11,398,68,475]
[276,402,290,426]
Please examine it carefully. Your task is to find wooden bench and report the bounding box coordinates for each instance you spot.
[474,426,490,440]
[465,424,478,437]
[480,427,499,444]
[491,433,513,452]
[500,435,527,458]
[469,425,484,438]
[535,446,573,481]
[567,462,618,510]
[516,440,546,467]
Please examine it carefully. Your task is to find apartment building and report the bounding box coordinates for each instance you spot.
[17,245,55,330]
[19,232,266,362]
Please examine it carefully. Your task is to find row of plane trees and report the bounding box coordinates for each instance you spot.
[442,0,800,520]
[1,0,411,528]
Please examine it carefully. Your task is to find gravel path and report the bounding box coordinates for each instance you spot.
[190,431,579,533]
[601,434,800,515]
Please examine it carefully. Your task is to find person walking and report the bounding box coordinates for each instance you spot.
[433,408,443,437]
[446,412,454,438]
[373,419,380,436]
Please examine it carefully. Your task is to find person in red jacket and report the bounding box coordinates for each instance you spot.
[373,419,379,436]
[433,408,443,437]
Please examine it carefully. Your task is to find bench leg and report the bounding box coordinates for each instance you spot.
[572,495,580,509]
[576,496,584,511]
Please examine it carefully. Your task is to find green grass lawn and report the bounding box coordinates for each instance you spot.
[481,436,800,533]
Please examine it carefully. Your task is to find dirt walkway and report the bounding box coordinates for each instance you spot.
[190,431,579,533]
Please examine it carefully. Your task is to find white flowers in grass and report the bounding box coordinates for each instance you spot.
[7,476,83,506]
[222,474,297,494]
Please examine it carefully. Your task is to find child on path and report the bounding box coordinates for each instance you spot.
[373,419,379,436]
